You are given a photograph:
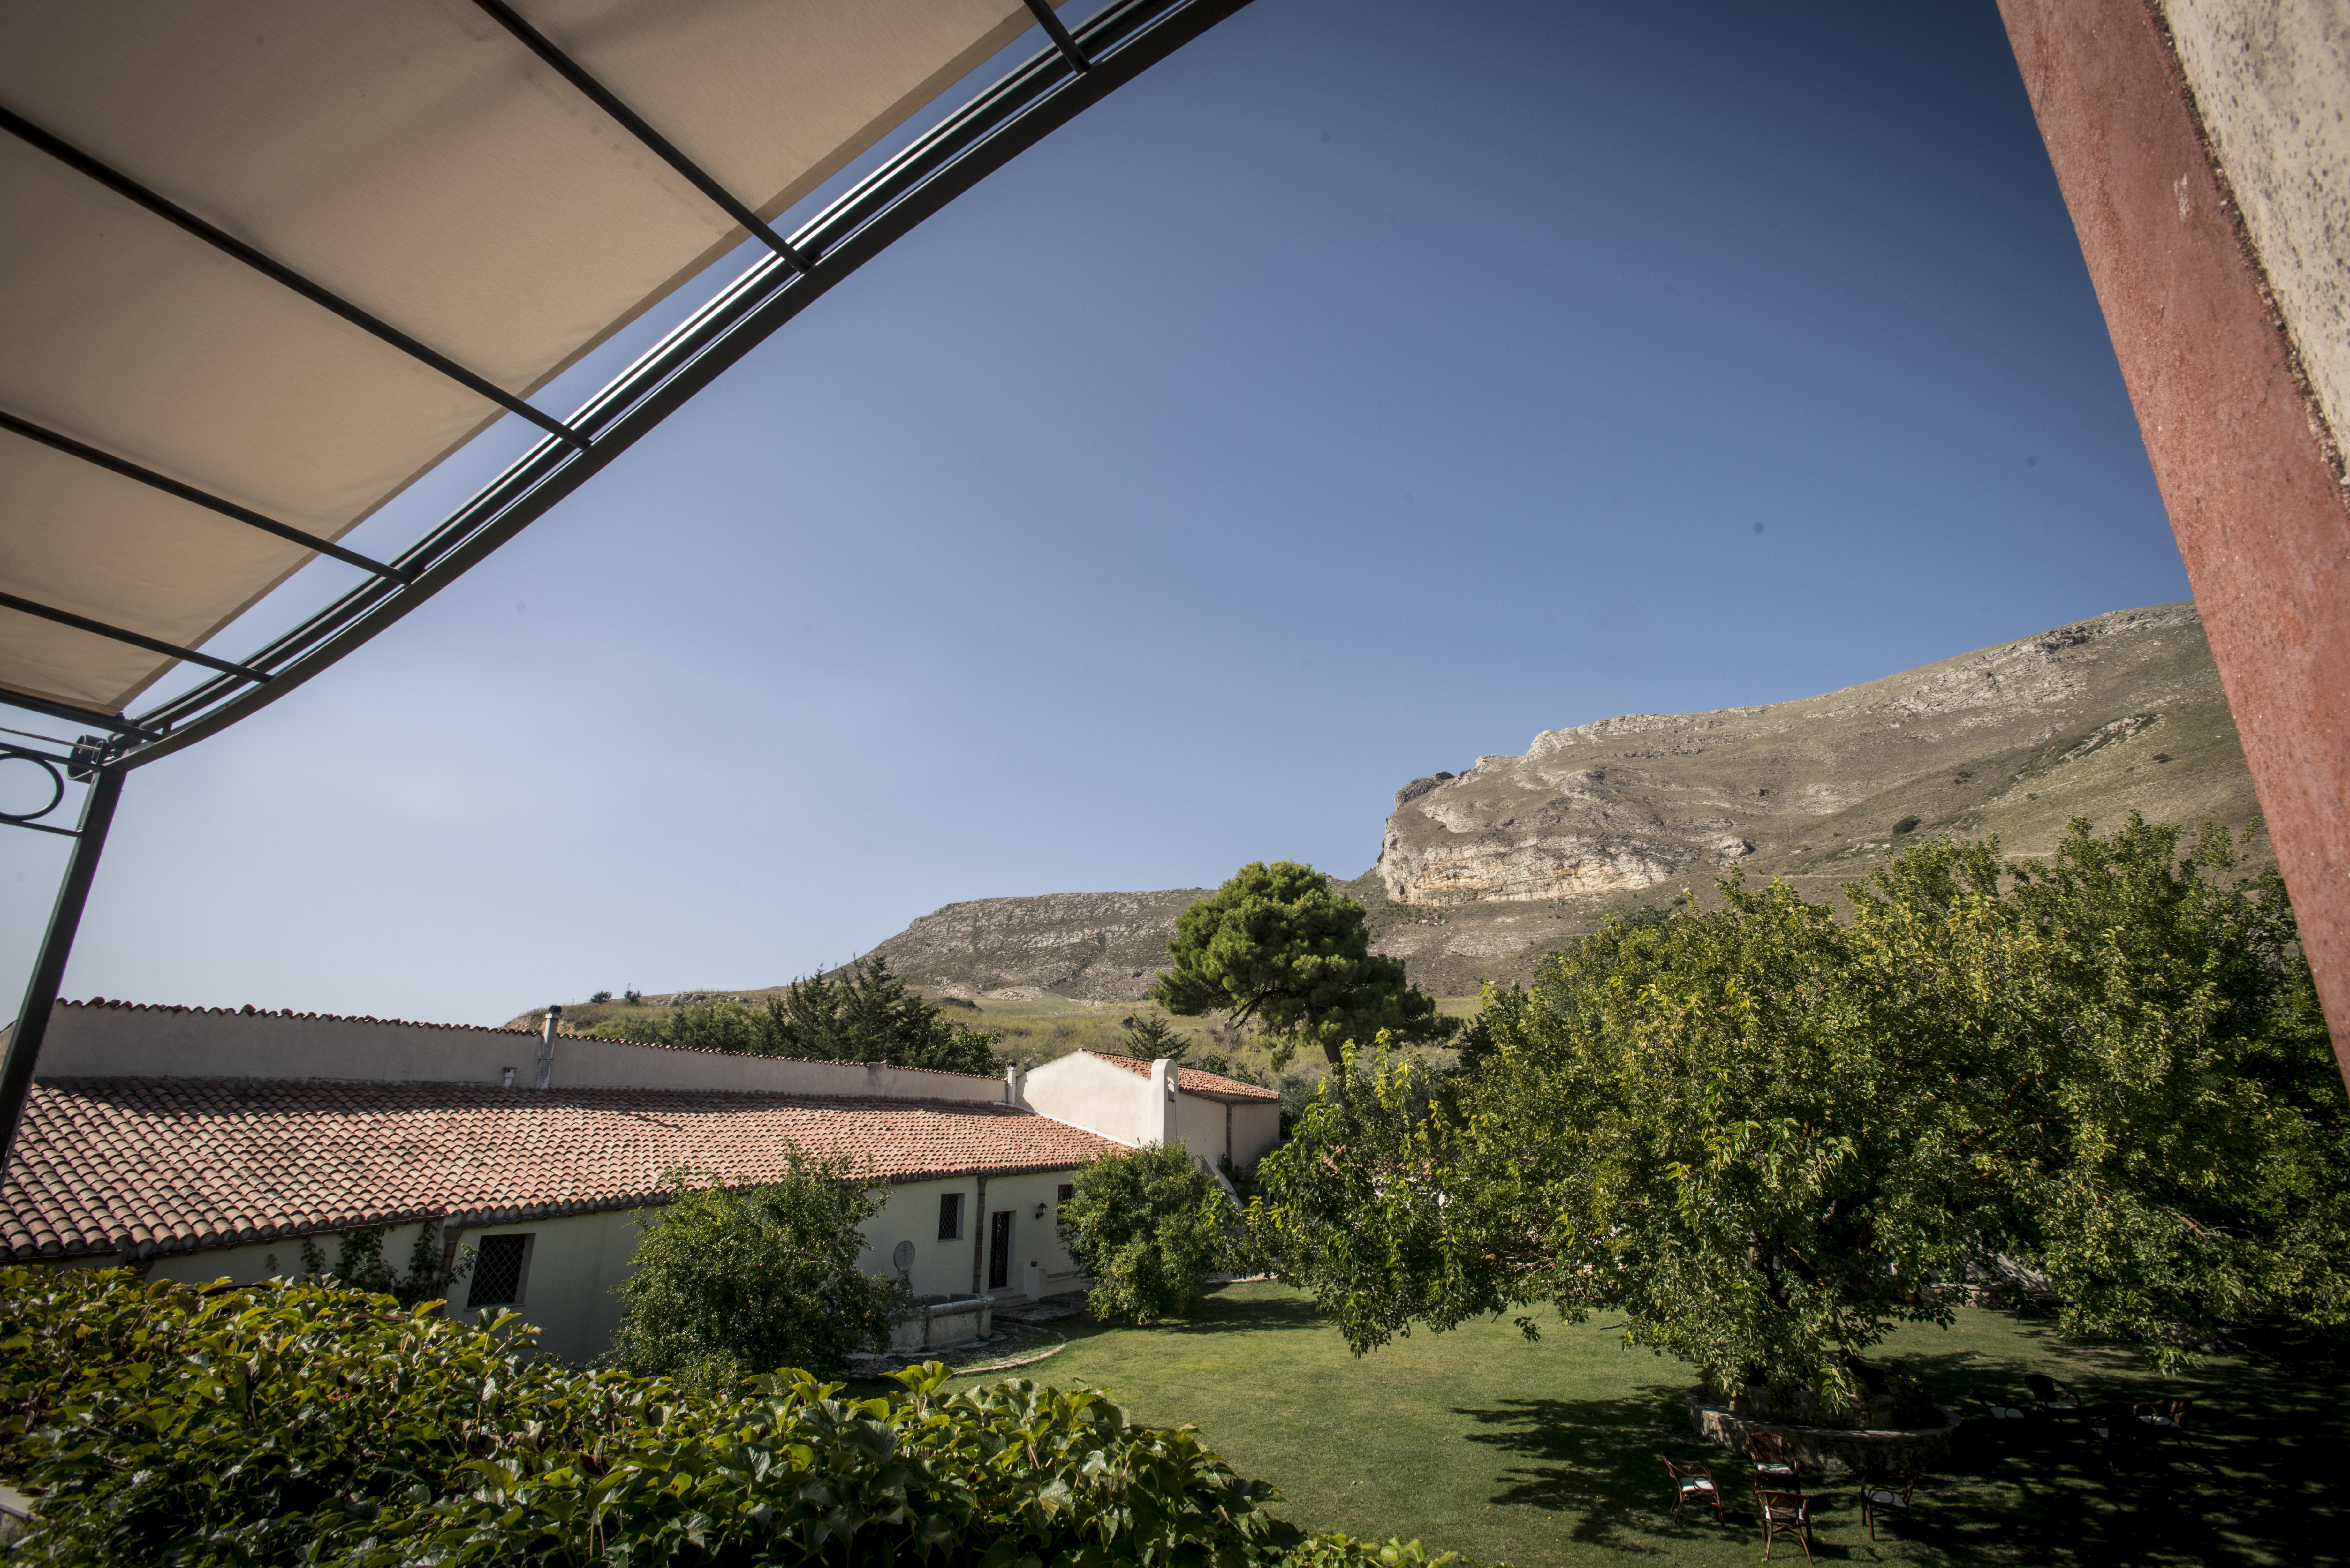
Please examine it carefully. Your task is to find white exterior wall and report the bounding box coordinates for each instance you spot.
[29,1004,1004,1102]
[116,1171,1090,1366]
[1171,1093,1283,1170]
[856,1171,1085,1302]
[1022,1051,1281,1168]
[1226,1100,1282,1168]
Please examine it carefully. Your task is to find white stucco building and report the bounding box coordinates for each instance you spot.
[0,1001,1280,1363]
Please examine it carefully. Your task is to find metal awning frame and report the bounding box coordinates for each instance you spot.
[6,0,1244,772]
[0,0,1253,1164]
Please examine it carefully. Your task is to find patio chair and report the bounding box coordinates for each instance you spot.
[2087,1402,2155,1470]
[1747,1429,1801,1486]
[1660,1455,1723,1523]
[2024,1373,2083,1420]
[2135,1398,2209,1465]
[1859,1469,1921,1541]
[1755,1486,1819,1563]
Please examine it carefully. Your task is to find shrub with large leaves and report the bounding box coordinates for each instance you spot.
[0,1269,1397,1566]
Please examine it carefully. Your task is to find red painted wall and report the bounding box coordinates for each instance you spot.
[1999,0,2350,1086]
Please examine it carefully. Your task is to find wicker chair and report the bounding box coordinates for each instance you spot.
[2088,1402,2155,1469]
[2135,1398,2208,1465]
[1859,1470,1921,1541]
[2023,1373,2082,1420]
[1755,1486,1819,1563]
[1660,1455,1723,1523]
[1747,1429,1801,1486]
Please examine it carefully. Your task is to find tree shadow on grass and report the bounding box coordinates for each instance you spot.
[1452,1384,1741,1556]
[1453,1343,2349,1567]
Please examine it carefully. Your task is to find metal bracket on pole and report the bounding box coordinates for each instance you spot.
[0,764,125,1171]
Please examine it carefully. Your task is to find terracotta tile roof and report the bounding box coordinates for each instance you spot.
[43,998,995,1082]
[3,1081,1120,1264]
[1086,1051,1280,1103]
[56,996,552,1036]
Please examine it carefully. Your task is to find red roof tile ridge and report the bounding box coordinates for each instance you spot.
[1078,1050,1278,1101]
[56,999,999,1081]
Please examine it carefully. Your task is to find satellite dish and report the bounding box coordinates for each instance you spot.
[892,1240,917,1277]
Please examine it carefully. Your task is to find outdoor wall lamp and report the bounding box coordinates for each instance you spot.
[1032,1202,1048,1220]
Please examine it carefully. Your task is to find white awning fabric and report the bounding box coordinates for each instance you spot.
[0,0,1047,717]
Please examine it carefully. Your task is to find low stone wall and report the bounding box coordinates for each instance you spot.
[888,1295,994,1353]
[1687,1392,1962,1475]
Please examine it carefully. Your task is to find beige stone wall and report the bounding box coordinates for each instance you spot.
[2162,0,2350,465]
[32,1003,1005,1103]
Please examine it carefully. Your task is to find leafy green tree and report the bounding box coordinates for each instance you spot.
[1250,818,2350,1398]
[1058,1142,1231,1323]
[608,1156,899,1388]
[593,956,1002,1074]
[1119,1012,1190,1061]
[1152,861,1448,1068]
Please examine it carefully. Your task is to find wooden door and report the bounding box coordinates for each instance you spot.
[988,1210,1012,1290]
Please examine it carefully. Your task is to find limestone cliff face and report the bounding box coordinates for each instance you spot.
[1376,604,2253,918]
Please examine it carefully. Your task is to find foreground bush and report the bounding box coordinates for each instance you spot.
[0,1270,1490,1566]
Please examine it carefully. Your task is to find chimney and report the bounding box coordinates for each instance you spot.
[1147,1057,1179,1146]
[1003,1061,1026,1107]
[534,1005,561,1091]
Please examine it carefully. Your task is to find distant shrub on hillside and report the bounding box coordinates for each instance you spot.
[1119,1012,1189,1060]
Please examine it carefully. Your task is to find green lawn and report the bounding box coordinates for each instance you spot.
[949,1282,2345,1567]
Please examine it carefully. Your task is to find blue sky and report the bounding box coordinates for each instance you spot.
[3,0,2189,1024]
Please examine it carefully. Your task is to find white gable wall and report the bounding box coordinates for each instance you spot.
[1017,1050,1160,1145]
[1020,1051,1282,1169]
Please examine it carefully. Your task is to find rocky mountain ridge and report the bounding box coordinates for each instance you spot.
[633,604,2269,1005]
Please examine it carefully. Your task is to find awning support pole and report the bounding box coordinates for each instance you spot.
[0,590,274,685]
[1022,0,1095,72]
[0,104,589,453]
[0,763,124,1172]
[469,0,820,272]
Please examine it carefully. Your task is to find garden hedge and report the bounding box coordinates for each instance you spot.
[0,1270,1489,1567]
